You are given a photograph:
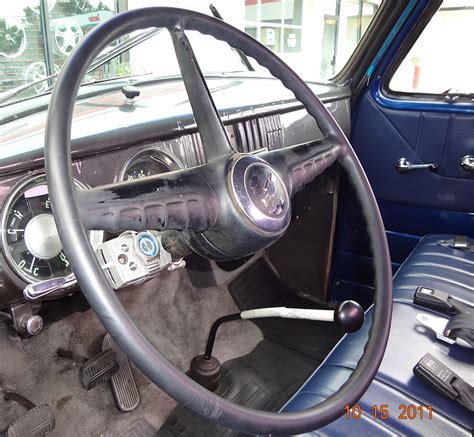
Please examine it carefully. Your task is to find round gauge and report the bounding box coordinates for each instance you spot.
[120,148,181,182]
[1,175,102,284]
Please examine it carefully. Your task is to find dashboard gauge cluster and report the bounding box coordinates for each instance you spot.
[1,148,180,285]
[119,148,181,181]
[1,175,102,284]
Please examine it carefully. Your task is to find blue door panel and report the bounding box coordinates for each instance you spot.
[331,90,474,303]
[380,202,474,237]
[445,116,474,179]
[351,94,474,211]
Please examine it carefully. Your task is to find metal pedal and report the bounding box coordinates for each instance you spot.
[6,405,55,437]
[81,349,119,390]
[103,334,140,412]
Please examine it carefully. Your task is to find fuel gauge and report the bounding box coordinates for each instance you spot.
[120,148,181,181]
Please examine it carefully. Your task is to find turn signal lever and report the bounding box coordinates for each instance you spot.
[189,301,364,391]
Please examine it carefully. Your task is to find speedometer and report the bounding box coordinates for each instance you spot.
[1,175,102,283]
[120,148,181,181]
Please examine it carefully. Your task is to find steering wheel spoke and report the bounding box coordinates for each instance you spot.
[170,27,233,161]
[259,137,344,196]
[77,168,217,233]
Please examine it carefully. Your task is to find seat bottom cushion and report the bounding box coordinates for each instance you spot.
[282,235,474,435]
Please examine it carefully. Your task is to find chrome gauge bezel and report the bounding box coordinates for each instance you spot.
[119,147,182,182]
[1,174,104,284]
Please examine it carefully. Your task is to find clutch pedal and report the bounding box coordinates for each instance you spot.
[103,334,140,412]
[5,404,55,437]
[81,349,119,390]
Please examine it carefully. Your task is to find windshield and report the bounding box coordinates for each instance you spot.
[0,0,382,105]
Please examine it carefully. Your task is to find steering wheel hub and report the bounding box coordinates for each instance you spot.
[229,155,290,234]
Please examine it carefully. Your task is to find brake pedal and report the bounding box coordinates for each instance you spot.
[81,349,119,390]
[6,405,55,437]
[103,334,140,412]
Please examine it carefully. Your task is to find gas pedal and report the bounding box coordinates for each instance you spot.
[81,349,119,390]
[103,334,140,412]
[6,405,55,437]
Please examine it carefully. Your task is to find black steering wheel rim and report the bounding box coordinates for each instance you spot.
[45,7,392,435]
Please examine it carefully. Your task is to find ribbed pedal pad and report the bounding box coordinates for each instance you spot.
[103,334,140,412]
[6,405,55,437]
[81,349,119,390]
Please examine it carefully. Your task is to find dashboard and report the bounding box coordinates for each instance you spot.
[0,75,351,308]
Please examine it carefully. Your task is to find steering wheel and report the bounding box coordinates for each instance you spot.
[45,8,392,435]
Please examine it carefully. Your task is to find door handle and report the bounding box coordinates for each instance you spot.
[461,155,474,172]
[396,158,438,173]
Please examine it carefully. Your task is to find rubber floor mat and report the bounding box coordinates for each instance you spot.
[157,339,316,437]
[228,258,343,361]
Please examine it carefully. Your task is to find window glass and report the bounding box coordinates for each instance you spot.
[284,0,303,26]
[1,0,117,99]
[390,1,474,94]
[0,0,382,104]
[245,1,258,21]
[261,0,283,24]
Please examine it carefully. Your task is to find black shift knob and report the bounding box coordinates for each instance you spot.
[121,85,140,100]
[335,300,364,333]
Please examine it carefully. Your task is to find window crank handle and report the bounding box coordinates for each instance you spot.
[396,158,438,172]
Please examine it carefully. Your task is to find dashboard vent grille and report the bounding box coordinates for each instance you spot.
[235,114,283,152]
[179,132,206,166]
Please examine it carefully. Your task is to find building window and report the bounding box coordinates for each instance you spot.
[244,0,381,82]
[245,0,303,54]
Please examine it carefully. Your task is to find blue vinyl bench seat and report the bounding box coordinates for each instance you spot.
[282,235,474,435]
